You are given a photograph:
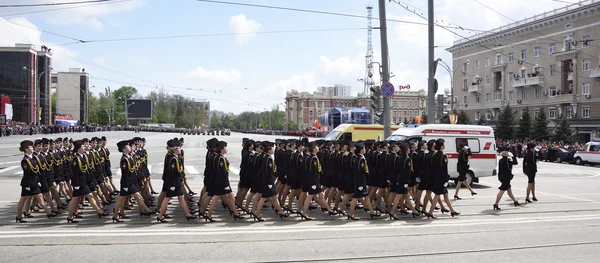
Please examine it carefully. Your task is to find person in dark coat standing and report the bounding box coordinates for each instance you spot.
[299,141,337,220]
[454,144,477,199]
[427,139,460,219]
[252,141,290,221]
[205,141,244,222]
[494,151,521,210]
[523,143,539,203]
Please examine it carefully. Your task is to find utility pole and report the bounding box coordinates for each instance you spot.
[427,0,436,124]
[378,0,392,138]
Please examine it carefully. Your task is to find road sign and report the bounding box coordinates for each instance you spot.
[380,82,394,98]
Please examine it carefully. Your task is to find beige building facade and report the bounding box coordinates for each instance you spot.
[52,68,89,123]
[447,1,600,141]
[285,89,427,130]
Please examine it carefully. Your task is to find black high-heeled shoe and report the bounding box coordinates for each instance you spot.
[450,211,460,217]
[369,212,382,219]
[186,215,198,221]
[493,204,501,210]
[454,195,462,200]
[112,216,123,223]
[399,210,409,215]
[97,211,109,218]
[328,210,338,216]
[320,208,328,213]
[525,199,532,203]
[441,208,450,214]
[204,216,216,222]
[389,214,399,220]
[156,216,168,223]
[15,216,27,223]
[299,212,313,221]
[426,213,437,219]
[221,203,229,210]
[118,213,130,219]
[532,197,538,202]
[471,192,477,196]
[347,215,359,220]
[46,213,54,219]
[74,213,83,218]
[66,217,78,223]
[514,201,521,207]
[140,212,151,218]
[276,211,290,219]
[232,213,245,221]
[253,216,265,222]
[412,212,420,218]
[23,212,34,218]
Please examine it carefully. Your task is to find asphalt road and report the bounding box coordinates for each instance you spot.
[0,131,599,263]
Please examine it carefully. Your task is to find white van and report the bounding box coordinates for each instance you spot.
[387,124,497,185]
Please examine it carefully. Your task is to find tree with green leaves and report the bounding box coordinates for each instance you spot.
[403,117,409,124]
[420,114,428,124]
[516,107,532,140]
[495,104,515,140]
[532,107,550,140]
[552,118,572,143]
[476,113,486,125]
[458,110,471,124]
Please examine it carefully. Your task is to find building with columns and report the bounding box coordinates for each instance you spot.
[447,1,600,141]
[285,89,427,130]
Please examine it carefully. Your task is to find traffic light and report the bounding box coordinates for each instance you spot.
[370,86,383,124]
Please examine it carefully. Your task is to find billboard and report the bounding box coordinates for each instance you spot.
[126,99,153,120]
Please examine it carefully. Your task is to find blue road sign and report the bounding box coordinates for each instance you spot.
[381,82,395,98]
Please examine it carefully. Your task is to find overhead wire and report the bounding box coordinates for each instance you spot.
[0,0,130,17]
[390,0,599,82]
[0,0,123,8]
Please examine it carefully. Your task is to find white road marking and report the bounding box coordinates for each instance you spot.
[0,214,598,238]
[229,167,240,175]
[0,161,21,165]
[185,166,200,175]
[479,182,600,204]
[0,166,20,174]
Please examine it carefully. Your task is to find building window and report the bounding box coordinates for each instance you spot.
[549,108,556,119]
[583,35,591,48]
[564,37,574,51]
[485,75,490,85]
[521,90,528,100]
[535,88,541,99]
[409,101,413,108]
[534,46,541,57]
[521,69,527,79]
[404,110,407,117]
[549,86,557,97]
[475,112,480,120]
[485,112,492,120]
[475,94,480,103]
[496,54,502,65]
[463,61,468,72]
[533,65,541,75]
[463,96,467,104]
[549,43,556,54]
[485,57,490,67]
[393,101,397,107]
[494,91,501,101]
[463,79,468,89]
[508,52,514,62]
[508,91,513,101]
[565,107,572,119]
[550,64,557,76]
[409,110,413,117]
[485,93,491,102]
[508,72,514,82]
[582,83,590,95]
[521,49,527,60]
[583,107,590,118]
[534,109,540,118]
[583,60,590,71]
[475,60,480,69]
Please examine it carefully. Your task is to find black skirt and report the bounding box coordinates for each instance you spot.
[39,179,50,193]
[261,184,277,198]
[456,171,467,181]
[433,182,448,195]
[119,183,139,196]
[396,183,409,194]
[498,180,511,191]
[302,182,321,195]
[212,183,233,196]
[72,184,91,197]
[21,185,41,197]
[352,185,369,199]
[166,186,183,197]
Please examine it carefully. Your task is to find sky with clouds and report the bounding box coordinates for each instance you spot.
[0,0,570,113]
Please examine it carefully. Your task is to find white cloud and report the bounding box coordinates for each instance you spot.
[0,17,81,71]
[184,66,242,84]
[0,0,144,29]
[229,14,262,46]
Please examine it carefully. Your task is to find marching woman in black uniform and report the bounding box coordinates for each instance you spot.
[337,142,357,215]
[427,139,460,219]
[156,139,198,223]
[412,141,426,210]
[67,140,107,223]
[523,143,539,203]
[236,139,254,211]
[385,142,400,214]
[248,142,265,216]
[454,144,477,199]
[111,140,153,223]
[389,143,420,219]
[347,142,380,220]
[252,141,290,221]
[33,140,60,215]
[494,151,521,210]
[205,141,245,222]
[199,138,219,217]
[100,136,118,195]
[299,142,337,220]
[286,140,305,213]
[15,140,54,223]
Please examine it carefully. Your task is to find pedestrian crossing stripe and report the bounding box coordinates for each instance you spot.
[1,164,241,176]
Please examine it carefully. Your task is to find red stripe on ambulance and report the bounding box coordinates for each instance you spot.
[421,129,492,135]
[483,142,492,151]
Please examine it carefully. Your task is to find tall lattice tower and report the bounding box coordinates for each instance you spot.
[364,5,375,95]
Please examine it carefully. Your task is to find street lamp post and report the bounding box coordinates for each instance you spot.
[435,59,465,112]
[125,101,135,127]
[23,66,53,125]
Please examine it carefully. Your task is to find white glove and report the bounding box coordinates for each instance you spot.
[169,187,175,191]
[508,152,514,158]
[74,186,80,190]
[464,146,469,150]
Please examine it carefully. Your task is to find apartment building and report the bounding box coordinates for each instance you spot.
[447,0,600,141]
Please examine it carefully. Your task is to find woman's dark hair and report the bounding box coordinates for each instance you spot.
[307,142,318,153]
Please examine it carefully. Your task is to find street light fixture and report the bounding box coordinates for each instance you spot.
[435,58,465,112]
[125,101,135,127]
[23,66,53,125]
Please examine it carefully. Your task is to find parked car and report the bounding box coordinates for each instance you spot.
[541,147,574,163]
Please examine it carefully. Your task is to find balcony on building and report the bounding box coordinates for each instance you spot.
[567,72,573,81]
[469,83,482,93]
[512,74,544,88]
[590,68,600,78]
